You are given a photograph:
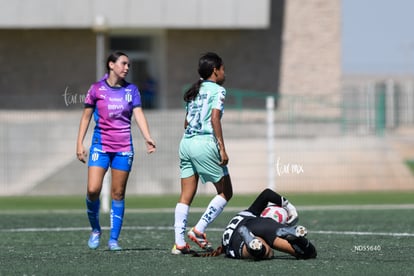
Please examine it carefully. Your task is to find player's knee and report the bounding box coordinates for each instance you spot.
[224,188,233,201]
[87,190,100,200]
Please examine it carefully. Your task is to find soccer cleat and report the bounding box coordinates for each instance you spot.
[238,225,263,251]
[187,227,212,251]
[171,243,194,255]
[248,239,263,251]
[88,231,101,250]
[238,225,266,260]
[276,225,308,241]
[108,240,122,251]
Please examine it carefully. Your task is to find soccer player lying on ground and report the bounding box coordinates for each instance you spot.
[196,188,317,260]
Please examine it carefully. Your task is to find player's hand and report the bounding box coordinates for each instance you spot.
[145,139,156,154]
[219,149,229,166]
[76,145,87,163]
[285,202,299,225]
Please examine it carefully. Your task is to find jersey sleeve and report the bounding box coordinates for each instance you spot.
[212,86,226,111]
[131,86,142,108]
[84,84,97,108]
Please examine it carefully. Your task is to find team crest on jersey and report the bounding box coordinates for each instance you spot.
[125,92,132,102]
[91,152,99,162]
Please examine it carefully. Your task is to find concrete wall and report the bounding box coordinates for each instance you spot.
[0,0,270,29]
[1,109,413,196]
[165,0,285,108]
[0,1,285,109]
[280,0,341,96]
[0,30,95,109]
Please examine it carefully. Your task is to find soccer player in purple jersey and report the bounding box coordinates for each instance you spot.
[76,51,156,251]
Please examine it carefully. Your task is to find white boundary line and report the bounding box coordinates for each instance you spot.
[1,225,413,237]
[1,204,413,215]
[1,204,413,237]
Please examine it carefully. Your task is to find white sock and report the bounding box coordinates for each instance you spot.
[174,203,190,247]
[195,195,227,233]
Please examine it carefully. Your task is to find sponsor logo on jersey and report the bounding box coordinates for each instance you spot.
[108,104,124,110]
[109,97,123,102]
[98,85,107,91]
[92,147,106,153]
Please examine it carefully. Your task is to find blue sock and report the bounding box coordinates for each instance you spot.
[86,197,101,232]
[110,199,125,242]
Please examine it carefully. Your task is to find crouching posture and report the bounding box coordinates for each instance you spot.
[198,188,317,260]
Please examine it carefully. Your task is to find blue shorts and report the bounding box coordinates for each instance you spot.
[88,146,134,172]
[179,135,229,184]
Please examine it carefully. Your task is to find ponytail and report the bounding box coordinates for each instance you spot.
[184,52,223,103]
[192,246,224,257]
[183,79,203,102]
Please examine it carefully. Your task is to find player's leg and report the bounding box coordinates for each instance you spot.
[272,236,316,259]
[172,174,198,254]
[189,137,233,249]
[194,173,232,231]
[237,225,271,260]
[106,168,129,250]
[272,237,297,255]
[189,174,232,250]
[86,167,106,249]
[274,225,317,259]
[286,237,317,259]
[107,152,133,251]
[173,139,199,254]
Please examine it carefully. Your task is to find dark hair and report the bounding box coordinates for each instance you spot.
[183,52,223,102]
[106,51,128,73]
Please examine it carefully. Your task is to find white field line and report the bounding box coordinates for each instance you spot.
[1,204,413,237]
[1,204,414,215]
[1,225,413,237]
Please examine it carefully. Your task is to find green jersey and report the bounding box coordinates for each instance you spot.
[184,81,226,138]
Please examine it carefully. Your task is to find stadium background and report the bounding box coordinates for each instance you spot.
[0,0,413,196]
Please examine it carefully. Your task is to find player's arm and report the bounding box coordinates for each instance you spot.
[184,112,189,129]
[211,108,228,166]
[273,237,317,259]
[247,188,283,216]
[76,107,93,163]
[133,107,156,154]
[247,188,298,224]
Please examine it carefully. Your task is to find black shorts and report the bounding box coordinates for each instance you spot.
[224,216,284,259]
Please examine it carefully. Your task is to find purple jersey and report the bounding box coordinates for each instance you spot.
[84,80,141,152]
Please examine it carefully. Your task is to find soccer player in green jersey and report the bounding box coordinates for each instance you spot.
[172,52,233,254]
